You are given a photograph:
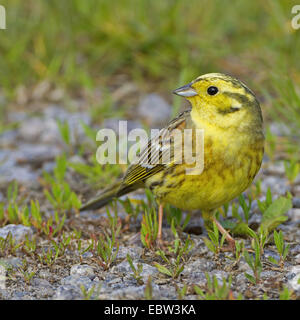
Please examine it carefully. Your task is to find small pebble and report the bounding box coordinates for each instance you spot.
[244,289,254,299]
[113,260,158,281]
[0,224,33,243]
[295,254,300,264]
[70,264,95,280]
[115,246,143,260]
[286,266,300,291]
[61,275,93,290]
[260,176,290,195]
[53,285,82,300]
[290,208,300,222]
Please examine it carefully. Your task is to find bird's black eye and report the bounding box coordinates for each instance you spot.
[207,86,218,96]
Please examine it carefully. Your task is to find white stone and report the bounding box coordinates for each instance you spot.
[70,264,95,280]
[0,224,33,243]
[287,266,300,291]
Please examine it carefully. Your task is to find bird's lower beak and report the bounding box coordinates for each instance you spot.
[173,83,197,97]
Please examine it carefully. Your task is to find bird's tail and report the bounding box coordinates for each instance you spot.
[80,181,122,211]
[80,181,137,211]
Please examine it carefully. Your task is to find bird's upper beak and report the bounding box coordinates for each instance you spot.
[173,83,198,97]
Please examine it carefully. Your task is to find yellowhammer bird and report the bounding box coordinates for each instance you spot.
[81,73,264,249]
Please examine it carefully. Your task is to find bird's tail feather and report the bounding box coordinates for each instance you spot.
[80,181,121,211]
[80,181,137,211]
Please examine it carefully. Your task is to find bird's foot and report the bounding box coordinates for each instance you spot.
[221,239,236,252]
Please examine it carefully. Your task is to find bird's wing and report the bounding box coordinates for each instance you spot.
[119,109,191,190]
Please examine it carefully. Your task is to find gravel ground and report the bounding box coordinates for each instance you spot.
[0,95,299,300]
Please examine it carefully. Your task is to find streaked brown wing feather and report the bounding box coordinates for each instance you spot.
[120,110,191,188]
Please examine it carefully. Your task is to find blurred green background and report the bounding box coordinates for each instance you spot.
[0,0,300,144]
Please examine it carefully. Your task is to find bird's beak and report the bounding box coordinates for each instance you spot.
[173,83,197,97]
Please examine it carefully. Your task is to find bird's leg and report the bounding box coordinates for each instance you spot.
[157,203,164,246]
[213,217,236,251]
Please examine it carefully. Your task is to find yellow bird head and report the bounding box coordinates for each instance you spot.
[173,73,263,130]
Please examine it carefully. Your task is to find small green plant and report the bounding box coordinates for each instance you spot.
[96,232,119,270]
[243,238,262,285]
[77,238,94,256]
[0,203,4,224]
[0,189,32,226]
[165,204,191,232]
[235,240,245,262]
[22,270,36,285]
[284,159,300,184]
[227,188,291,242]
[203,221,226,256]
[43,212,66,238]
[50,234,71,258]
[154,223,194,279]
[238,194,252,225]
[257,188,272,213]
[227,240,245,265]
[265,126,277,161]
[29,200,43,229]
[43,154,81,213]
[5,204,21,225]
[258,192,292,232]
[268,230,290,269]
[30,206,66,239]
[0,232,22,257]
[255,226,270,254]
[176,284,188,299]
[217,202,230,219]
[279,286,293,300]
[141,207,158,250]
[229,194,257,237]
[194,273,237,300]
[144,276,153,300]
[7,180,19,205]
[57,119,71,147]
[17,259,36,285]
[22,235,37,256]
[262,292,269,300]
[80,121,97,145]
[69,156,121,187]
[127,254,144,285]
[61,231,72,248]
[250,179,262,200]
[37,247,60,267]
[94,208,120,270]
[80,284,101,300]
[71,228,82,240]
[144,188,156,209]
[119,198,140,223]
[44,180,81,213]
[154,251,183,279]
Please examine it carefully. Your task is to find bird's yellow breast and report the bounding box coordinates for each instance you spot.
[146,115,264,211]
